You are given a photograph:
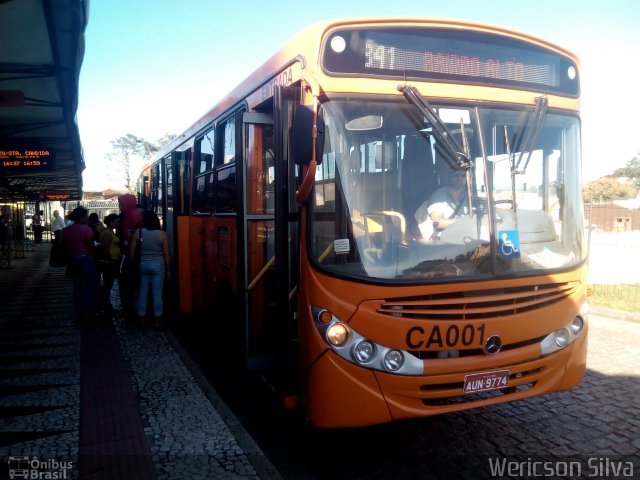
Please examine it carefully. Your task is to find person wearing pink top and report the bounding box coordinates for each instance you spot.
[117,193,143,323]
[63,206,97,323]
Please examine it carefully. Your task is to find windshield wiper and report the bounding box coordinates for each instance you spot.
[512,96,548,174]
[398,85,472,170]
[503,96,548,218]
[399,84,475,219]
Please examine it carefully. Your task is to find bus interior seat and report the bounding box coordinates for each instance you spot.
[372,142,397,210]
[513,210,558,244]
[401,135,437,237]
[362,173,379,210]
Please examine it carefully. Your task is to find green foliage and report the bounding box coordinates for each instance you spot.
[590,284,640,312]
[583,177,636,203]
[612,155,640,189]
[154,133,177,151]
[105,133,177,193]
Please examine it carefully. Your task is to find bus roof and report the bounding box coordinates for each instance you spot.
[151,17,579,161]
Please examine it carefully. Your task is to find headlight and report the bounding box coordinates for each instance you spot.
[554,328,570,347]
[571,316,584,335]
[383,350,405,372]
[541,313,586,355]
[352,340,376,363]
[326,323,349,346]
[311,305,424,375]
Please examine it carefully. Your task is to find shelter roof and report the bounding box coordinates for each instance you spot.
[0,0,88,201]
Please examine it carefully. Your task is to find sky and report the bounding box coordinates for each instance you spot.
[77,0,640,191]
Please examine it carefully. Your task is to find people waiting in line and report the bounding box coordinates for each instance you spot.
[88,212,105,243]
[88,212,107,303]
[51,209,66,241]
[0,214,9,251]
[32,210,44,244]
[117,193,143,324]
[62,206,97,324]
[130,210,171,330]
[98,213,121,316]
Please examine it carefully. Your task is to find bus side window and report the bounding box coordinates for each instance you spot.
[175,148,192,215]
[215,164,236,214]
[222,120,235,164]
[212,116,238,215]
[193,129,215,213]
[151,162,163,221]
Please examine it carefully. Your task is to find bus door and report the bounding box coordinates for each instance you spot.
[239,111,277,370]
[273,86,300,377]
[170,148,192,313]
[166,149,191,263]
[238,86,299,373]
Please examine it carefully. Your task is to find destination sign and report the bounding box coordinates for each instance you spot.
[0,149,55,171]
[42,192,72,200]
[322,27,579,96]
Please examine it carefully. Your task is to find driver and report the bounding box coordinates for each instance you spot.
[415,170,469,240]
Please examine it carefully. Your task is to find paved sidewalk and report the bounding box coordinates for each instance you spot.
[0,243,278,480]
[78,316,156,479]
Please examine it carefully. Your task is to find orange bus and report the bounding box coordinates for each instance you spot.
[138,17,588,428]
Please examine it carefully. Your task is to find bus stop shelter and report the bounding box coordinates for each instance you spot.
[0,0,88,203]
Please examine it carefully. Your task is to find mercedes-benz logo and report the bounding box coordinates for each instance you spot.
[485,335,502,354]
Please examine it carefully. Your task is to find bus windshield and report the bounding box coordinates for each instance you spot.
[310,95,584,281]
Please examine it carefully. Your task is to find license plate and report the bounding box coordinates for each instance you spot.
[463,369,511,394]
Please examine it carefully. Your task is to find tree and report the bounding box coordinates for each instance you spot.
[154,133,176,151]
[105,133,176,192]
[612,155,640,190]
[583,177,636,203]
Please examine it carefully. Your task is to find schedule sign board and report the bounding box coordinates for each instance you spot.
[0,149,55,171]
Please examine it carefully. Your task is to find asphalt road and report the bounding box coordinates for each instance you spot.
[175,310,640,480]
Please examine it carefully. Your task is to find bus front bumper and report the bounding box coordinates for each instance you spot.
[304,326,587,428]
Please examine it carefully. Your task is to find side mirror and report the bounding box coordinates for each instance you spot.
[292,104,324,166]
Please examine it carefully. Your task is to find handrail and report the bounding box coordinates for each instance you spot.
[246,255,275,292]
[318,242,334,262]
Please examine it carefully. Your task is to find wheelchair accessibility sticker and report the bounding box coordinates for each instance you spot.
[498,230,520,259]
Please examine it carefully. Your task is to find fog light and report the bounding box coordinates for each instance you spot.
[352,340,376,363]
[555,328,570,347]
[571,316,584,335]
[318,310,333,324]
[383,350,404,371]
[327,323,349,346]
[580,300,590,317]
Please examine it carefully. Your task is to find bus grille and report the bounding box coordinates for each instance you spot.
[420,367,542,406]
[378,282,579,320]
[408,335,545,359]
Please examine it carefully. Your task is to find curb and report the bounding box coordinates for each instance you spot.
[590,305,640,323]
[164,331,284,480]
